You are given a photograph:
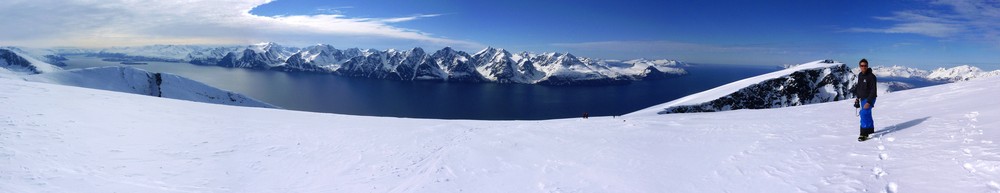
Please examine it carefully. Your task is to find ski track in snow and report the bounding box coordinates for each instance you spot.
[1,74,1000,192]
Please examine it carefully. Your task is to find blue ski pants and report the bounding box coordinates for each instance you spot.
[859,98,876,129]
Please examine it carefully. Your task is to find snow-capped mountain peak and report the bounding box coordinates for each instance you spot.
[34,43,689,85]
[629,60,855,115]
[871,64,1000,82]
[927,65,1000,81]
[870,65,930,78]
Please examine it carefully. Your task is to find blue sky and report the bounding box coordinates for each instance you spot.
[247,0,1000,69]
[1,0,998,69]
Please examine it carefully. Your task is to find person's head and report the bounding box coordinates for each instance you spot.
[859,58,869,73]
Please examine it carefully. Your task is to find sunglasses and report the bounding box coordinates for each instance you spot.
[860,65,868,67]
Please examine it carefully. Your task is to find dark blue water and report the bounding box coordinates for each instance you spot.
[62,56,775,120]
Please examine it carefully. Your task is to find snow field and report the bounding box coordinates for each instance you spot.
[1,72,999,192]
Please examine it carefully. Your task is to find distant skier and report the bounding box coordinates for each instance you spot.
[854,58,878,141]
[583,112,589,119]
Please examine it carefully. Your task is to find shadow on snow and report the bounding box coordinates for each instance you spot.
[875,116,931,137]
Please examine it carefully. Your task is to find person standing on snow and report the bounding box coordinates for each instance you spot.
[854,58,878,141]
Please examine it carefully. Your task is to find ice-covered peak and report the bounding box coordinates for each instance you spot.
[870,65,930,78]
[926,65,1000,81]
[552,52,583,66]
[474,47,501,56]
[408,47,425,55]
[248,42,282,53]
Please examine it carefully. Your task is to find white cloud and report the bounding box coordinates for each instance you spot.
[845,11,964,38]
[931,0,1000,45]
[380,14,445,23]
[0,0,481,49]
[848,1,1000,44]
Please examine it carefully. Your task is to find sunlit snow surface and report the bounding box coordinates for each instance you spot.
[1,71,999,192]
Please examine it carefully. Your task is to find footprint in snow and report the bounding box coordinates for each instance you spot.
[963,163,976,173]
[871,167,887,179]
[886,182,899,193]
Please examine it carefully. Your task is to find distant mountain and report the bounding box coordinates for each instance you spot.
[0,48,63,74]
[25,66,275,108]
[631,60,855,115]
[870,65,930,78]
[0,48,273,108]
[217,42,300,69]
[870,65,1000,82]
[926,65,1000,82]
[37,43,687,85]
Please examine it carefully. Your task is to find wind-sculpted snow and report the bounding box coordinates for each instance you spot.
[631,60,855,115]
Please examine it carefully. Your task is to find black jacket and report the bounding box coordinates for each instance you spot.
[854,70,878,101]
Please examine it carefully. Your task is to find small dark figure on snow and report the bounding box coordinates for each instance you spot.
[854,58,878,141]
[583,112,589,119]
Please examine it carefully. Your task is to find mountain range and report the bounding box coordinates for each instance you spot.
[871,65,1000,82]
[43,43,687,85]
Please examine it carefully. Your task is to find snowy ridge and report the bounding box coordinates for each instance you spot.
[0,47,69,66]
[0,48,273,108]
[926,65,1000,82]
[871,65,930,78]
[1,65,999,192]
[0,48,63,74]
[39,43,687,85]
[870,65,1000,82]
[629,60,854,115]
[24,66,276,108]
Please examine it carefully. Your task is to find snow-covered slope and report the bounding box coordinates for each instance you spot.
[630,60,855,115]
[871,65,1000,82]
[926,65,1000,82]
[0,48,63,74]
[871,65,930,78]
[23,66,275,108]
[0,47,69,66]
[1,68,998,192]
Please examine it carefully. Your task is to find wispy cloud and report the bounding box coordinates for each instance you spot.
[0,0,481,49]
[844,11,964,38]
[931,0,1000,45]
[847,0,1000,45]
[380,14,446,23]
[315,6,354,15]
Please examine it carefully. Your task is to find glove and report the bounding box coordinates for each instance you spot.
[853,100,860,108]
